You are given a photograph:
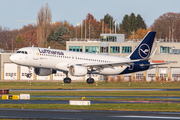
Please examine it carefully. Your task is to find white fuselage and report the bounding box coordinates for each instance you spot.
[10,32,159,79]
[10,47,130,75]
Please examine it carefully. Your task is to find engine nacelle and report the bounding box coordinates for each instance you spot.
[34,68,56,76]
[69,65,87,77]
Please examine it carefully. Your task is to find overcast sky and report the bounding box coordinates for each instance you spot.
[0,0,179,30]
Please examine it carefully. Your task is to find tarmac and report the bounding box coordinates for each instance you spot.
[1,99,180,104]
[0,108,180,120]
[2,88,180,119]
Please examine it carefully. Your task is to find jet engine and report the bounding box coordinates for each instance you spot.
[69,65,87,76]
[34,68,57,76]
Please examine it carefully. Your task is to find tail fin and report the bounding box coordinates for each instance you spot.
[129,31,156,60]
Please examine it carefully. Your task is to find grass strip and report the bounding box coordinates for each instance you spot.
[1,97,179,101]
[10,91,180,96]
[1,81,180,89]
[1,103,180,112]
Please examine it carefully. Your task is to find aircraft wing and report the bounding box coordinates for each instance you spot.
[80,58,149,69]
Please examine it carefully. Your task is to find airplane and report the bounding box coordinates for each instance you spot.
[9,31,166,84]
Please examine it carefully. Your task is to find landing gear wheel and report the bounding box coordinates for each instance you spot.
[26,73,31,78]
[67,78,71,83]
[86,78,94,84]
[63,78,71,83]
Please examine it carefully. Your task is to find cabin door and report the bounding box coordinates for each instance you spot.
[33,49,38,60]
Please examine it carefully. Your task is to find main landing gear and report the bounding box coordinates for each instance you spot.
[63,77,71,83]
[86,74,94,84]
[63,72,94,84]
[63,72,71,83]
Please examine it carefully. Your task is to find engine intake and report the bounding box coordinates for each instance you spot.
[34,68,56,76]
[69,65,87,77]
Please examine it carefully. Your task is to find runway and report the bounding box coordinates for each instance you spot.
[0,99,180,104]
[10,88,180,91]
[5,89,180,119]
[0,108,180,120]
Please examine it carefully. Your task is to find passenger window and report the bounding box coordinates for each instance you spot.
[25,51,28,54]
[22,51,24,54]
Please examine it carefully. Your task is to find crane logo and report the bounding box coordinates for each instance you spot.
[138,44,150,59]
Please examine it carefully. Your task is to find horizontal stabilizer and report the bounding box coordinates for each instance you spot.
[140,62,167,67]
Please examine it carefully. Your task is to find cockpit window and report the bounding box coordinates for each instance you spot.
[16,51,28,54]
[16,51,21,53]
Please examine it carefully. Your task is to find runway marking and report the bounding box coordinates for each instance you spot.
[111,116,180,119]
[0,108,82,112]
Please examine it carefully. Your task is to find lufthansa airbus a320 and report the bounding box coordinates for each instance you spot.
[10,31,165,84]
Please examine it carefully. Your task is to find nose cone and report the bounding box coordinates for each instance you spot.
[9,54,16,63]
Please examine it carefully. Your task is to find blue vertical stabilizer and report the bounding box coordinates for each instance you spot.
[129,31,156,60]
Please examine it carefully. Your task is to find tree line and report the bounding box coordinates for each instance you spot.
[0,3,179,50]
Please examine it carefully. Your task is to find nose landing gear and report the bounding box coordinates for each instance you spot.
[26,67,32,78]
[26,73,32,78]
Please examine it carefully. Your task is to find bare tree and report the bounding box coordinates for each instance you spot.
[37,3,52,47]
[151,12,180,40]
[0,26,12,49]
